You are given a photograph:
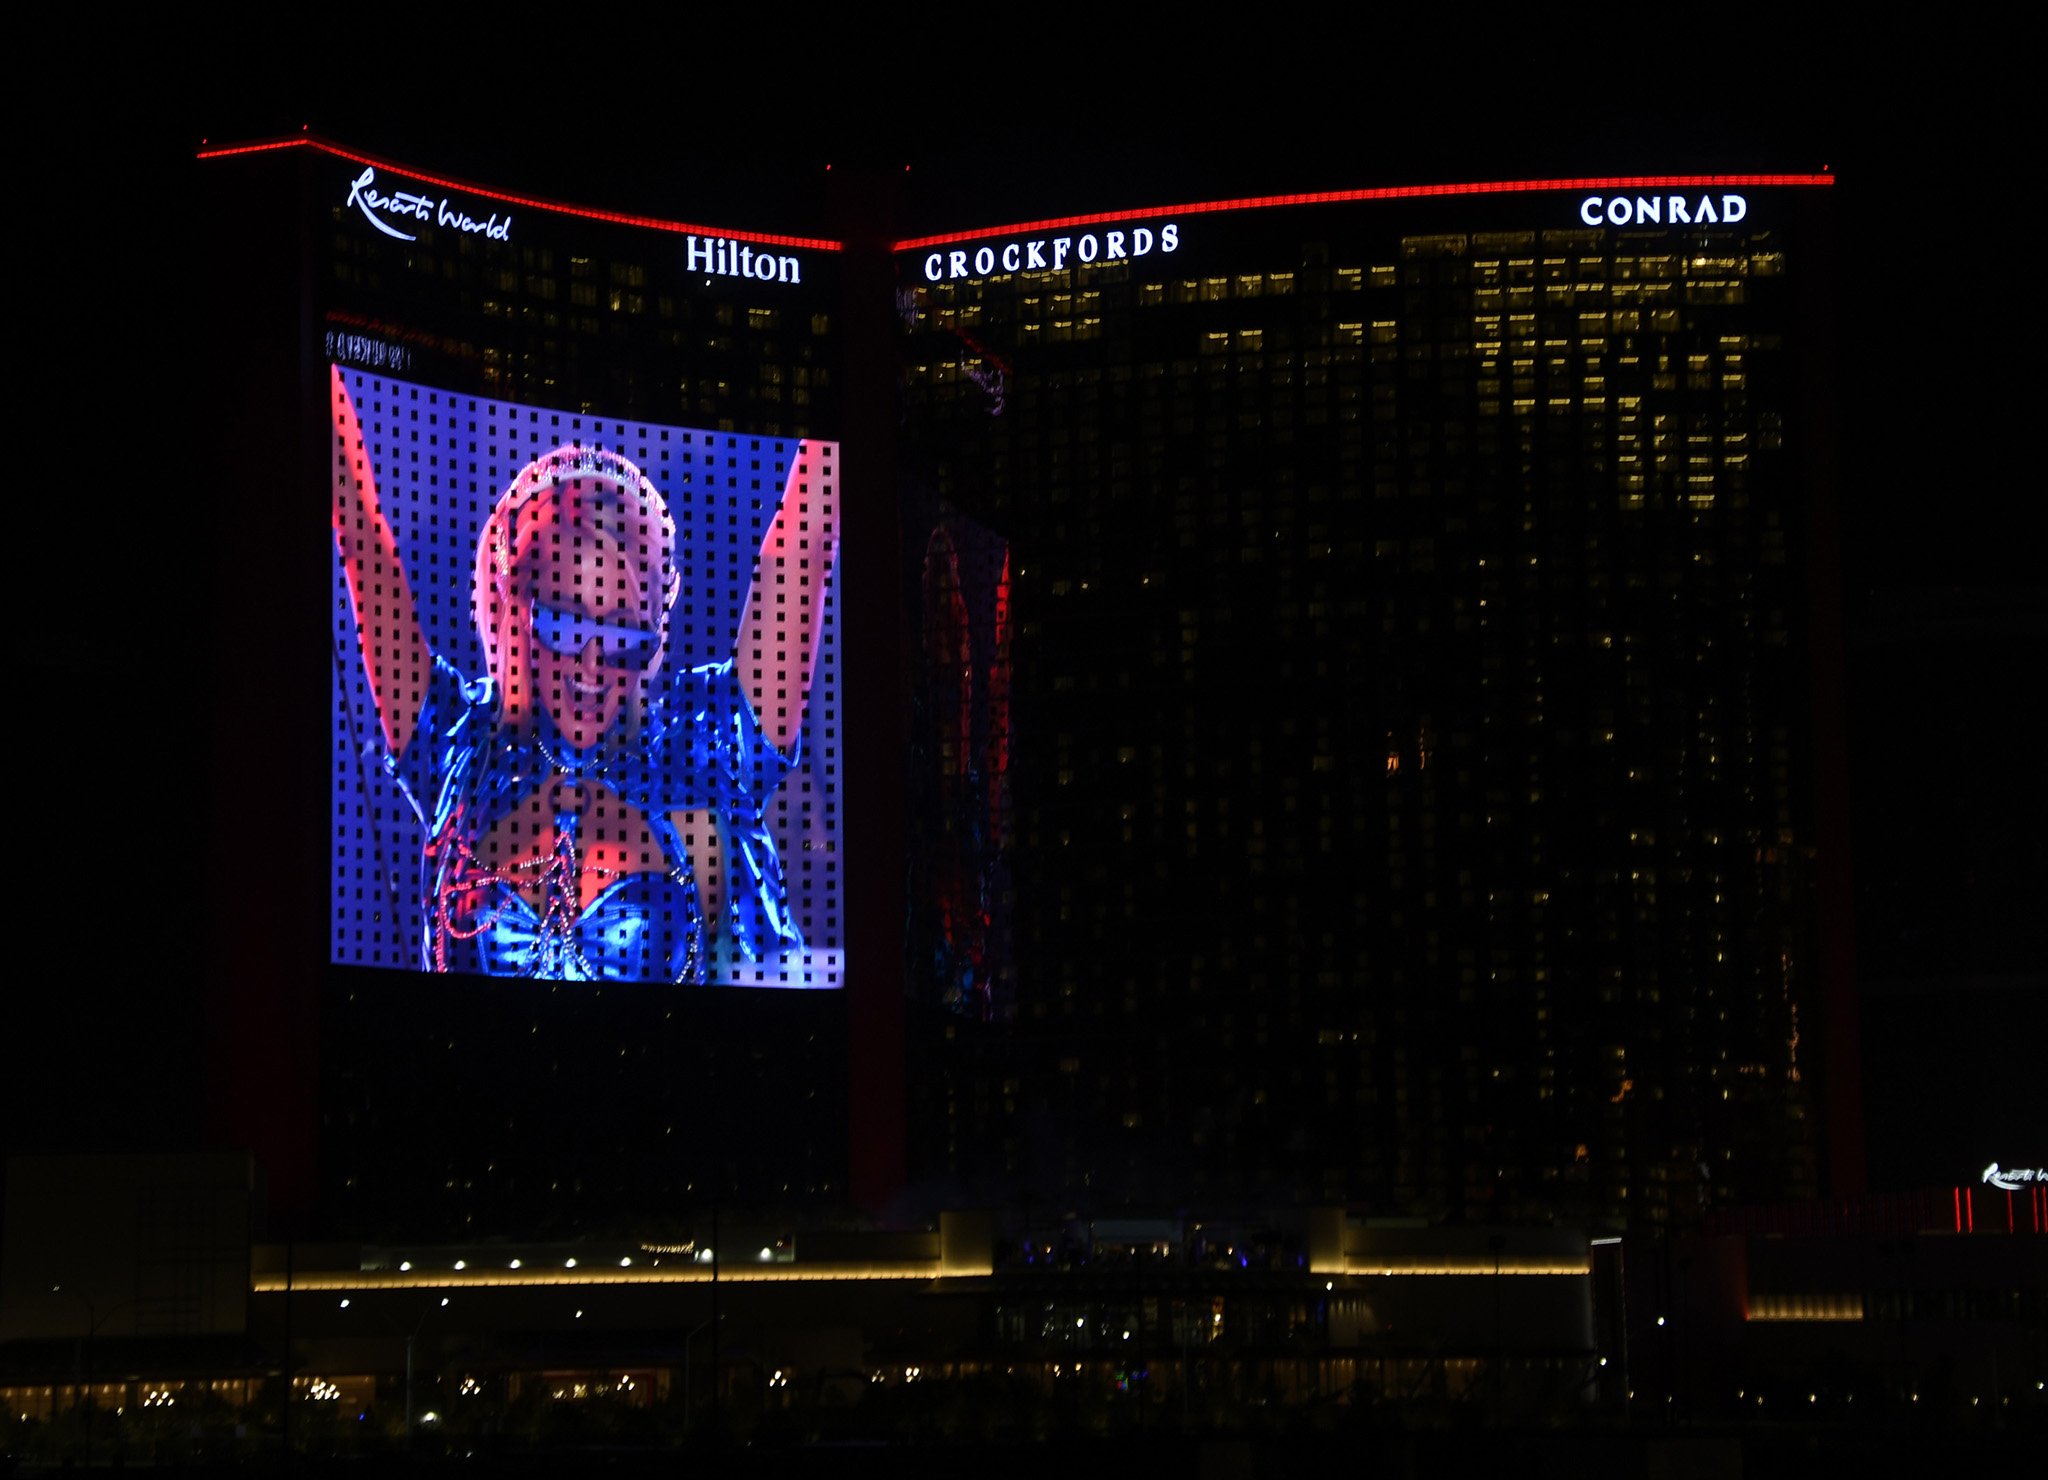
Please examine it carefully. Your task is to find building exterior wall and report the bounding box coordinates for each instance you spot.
[897,183,1834,1225]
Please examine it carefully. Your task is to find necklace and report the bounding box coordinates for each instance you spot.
[534,729,618,782]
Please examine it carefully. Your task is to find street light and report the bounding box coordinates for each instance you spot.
[340,1293,449,1444]
[50,1284,131,1466]
[683,1317,717,1431]
[1488,1233,1506,1426]
[404,1298,456,1440]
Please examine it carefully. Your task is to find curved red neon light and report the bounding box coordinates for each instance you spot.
[196,135,843,252]
[199,142,1829,255]
[892,173,1835,252]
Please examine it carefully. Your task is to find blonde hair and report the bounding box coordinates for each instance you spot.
[475,445,680,722]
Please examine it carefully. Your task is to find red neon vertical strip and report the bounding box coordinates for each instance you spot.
[1954,1187,1962,1233]
[1965,1187,1974,1233]
[2008,1190,2015,1233]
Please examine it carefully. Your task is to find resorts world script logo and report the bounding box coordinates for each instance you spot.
[346,168,512,243]
[1982,1163,2043,1192]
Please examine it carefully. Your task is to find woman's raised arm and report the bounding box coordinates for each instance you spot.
[330,367,430,759]
[733,440,840,755]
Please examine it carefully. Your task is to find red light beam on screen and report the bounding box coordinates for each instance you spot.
[892,174,1836,251]
[195,136,843,252]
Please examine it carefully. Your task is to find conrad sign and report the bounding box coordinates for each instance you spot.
[1579,193,1748,227]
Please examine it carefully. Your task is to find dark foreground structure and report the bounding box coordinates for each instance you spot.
[3,1155,2042,1469]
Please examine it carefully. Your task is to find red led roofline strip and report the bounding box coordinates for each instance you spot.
[196,136,843,252]
[893,174,1834,252]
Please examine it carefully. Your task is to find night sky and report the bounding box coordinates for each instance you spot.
[10,19,2038,1191]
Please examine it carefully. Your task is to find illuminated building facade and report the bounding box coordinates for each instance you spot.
[16,122,2046,1463]
[197,140,876,1236]
[895,177,1848,1226]
[190,139,1851,1240]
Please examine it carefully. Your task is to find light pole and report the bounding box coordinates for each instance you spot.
[1487,1234,1506,1426]
[341,1293,448,1443]
[682,1318,714,1432]
[50,1284,129,1466]
[404,1296,449,1443]
[711,1206,721,1439]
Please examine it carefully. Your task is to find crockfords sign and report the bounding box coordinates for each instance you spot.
[347,168,511,243]
[1579,193,1747,227]
[923,223,1180,283]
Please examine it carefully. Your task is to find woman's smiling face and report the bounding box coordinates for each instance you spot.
[521,532,665,747]
[479,455,679,746]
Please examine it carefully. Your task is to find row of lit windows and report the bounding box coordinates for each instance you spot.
[912,236,1777,312]
[961,324,1754,368]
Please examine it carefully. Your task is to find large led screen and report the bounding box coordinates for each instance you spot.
[330,366,841,987]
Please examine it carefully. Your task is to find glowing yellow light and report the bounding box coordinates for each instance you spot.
[255,1259,948,1294]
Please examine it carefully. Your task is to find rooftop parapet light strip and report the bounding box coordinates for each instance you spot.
[892,173,1835,251]
[196,134,844,252]
[251,1258,1591,1293]
[253,1261,945,1292]
[1746,1293,1866,1322]
[1341,1257,1593,1277]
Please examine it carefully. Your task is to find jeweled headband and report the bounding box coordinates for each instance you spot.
[475,445,680,661]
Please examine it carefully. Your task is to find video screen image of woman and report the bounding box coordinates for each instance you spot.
[330,366,842,987]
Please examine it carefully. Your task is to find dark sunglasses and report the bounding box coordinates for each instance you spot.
[529,602,662,670]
